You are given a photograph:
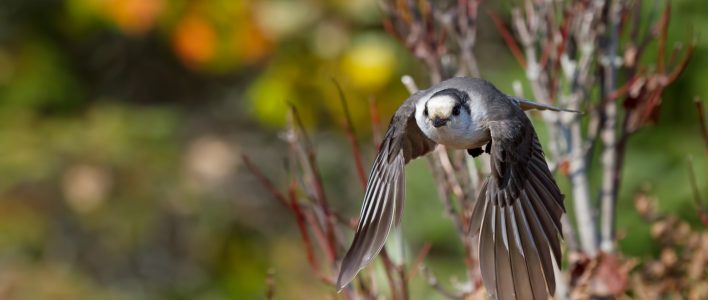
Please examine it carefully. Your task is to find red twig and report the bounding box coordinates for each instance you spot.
[379,250,401,300]
[418,0,432,24]
[539,39,552,70]
[666,41,695,83]
[369,96,383,150]
[333,79,367,189]
[636,85,663,128]
[667,44,682,67]
[265,269,276,300]
[554,11,573,72]
[241,154,288,206]
[383,17,403,42]
[607,75,641,102]
[289,182,320,273]
[695,97,708,155]
[656,2,671,73]
[289,105,338,263]
[487,10,527,69]
[686,156,707,226]
[302,210,333,264]
[397,262,409,300]
[407,242,432,279]
[244,152,337,284]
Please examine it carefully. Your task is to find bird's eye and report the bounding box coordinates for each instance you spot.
[452,106,461,116]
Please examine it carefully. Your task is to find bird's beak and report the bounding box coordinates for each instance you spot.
[432,117,448,128]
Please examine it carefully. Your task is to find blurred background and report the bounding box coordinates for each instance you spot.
[0,0,705,299]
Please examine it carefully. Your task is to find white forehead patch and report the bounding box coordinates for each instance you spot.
[427,95,457,118]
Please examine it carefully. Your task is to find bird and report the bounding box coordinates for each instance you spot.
[337,77,576,299]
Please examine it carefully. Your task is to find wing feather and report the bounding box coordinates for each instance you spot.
[513,199,549,299]
[337,93,436,290]
[525,179,563,264]
[506,205,534,299]
[472,110,565,299]
[469,179,489,235]
[520,190,557,294]
[494,200,515,300]
[479,180,497,297]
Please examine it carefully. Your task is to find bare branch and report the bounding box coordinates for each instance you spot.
[241,154,288,207]
[266,269,276,300]
[407,242,432,280]
[599,0,622,253]
[287,106,339,263]
[656,2,671,74]
[289,182,320,274]
[379,249,402,300]
[686,156,707,226]
[488,10,527,69]
[420,264,463,299]
[369,96,383,149]
[332,78,367,189]
[401,75,419,94]
[695,97,708,154]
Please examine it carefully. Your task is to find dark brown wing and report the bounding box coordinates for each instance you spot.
[337,92,436,290]
[469,116,565,300]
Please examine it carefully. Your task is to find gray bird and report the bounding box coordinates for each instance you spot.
[337,77,574,299]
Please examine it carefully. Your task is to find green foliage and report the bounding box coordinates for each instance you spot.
[0,37,84,112]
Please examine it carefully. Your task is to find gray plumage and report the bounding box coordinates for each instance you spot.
[337,77,567,300]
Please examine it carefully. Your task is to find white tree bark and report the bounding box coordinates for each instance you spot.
[600,0,622,253]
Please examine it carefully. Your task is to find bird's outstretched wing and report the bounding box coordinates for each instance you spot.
[337,92,436,290]
[469,115,565,300]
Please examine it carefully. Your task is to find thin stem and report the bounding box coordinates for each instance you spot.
[419,264,463,299]
[289,182,320,273]
[333,78,367,189]
[265,269,276,300]
[686,156,708,226]
[369,96,383,149]
[599,0,622,253]
[488,10,528,69]
[407,242,432,279]
[570,119,599,256]
[241,154,288,206]
[695,97,708,154]
[289,106,339,263]
[379,249,402,300]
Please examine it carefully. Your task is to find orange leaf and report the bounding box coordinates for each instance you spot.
[104,0,164,35]
[172,15,217,68]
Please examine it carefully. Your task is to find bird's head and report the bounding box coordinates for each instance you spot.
[424,91,464,128]
[417,88,471,131]
[415,85,489,149]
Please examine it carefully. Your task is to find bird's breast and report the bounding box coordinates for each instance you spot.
[427,125,490,150]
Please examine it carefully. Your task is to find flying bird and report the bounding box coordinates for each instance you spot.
[337,77,575,299]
